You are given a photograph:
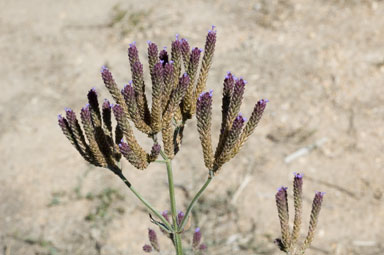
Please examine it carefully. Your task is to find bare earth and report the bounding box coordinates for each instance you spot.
[1,0,384,254]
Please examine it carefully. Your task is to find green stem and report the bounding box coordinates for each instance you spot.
[178,170,214,231]
[162,152,183,255]
[113,169,173,232]
[155,159,168,163]
[174,232,183,254]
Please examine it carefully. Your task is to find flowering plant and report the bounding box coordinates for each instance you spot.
[58,26,323,254]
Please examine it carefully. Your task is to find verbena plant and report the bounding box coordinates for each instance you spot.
[58,26,324,254]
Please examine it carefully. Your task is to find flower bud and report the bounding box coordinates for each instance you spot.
[192,227,202,249]
[148,228,160,252]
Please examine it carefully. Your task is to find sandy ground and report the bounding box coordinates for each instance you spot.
[1,0,384,254]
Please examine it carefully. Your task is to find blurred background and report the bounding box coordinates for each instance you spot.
[1,0,384,254]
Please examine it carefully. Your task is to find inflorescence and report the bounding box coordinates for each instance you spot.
[58,25,315,254]
[58,25,267,176]
[196,77,268,173]
[59,26,218,171]
[275,173,325,254]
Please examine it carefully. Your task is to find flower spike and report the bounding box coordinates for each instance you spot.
[275,174,325,254]
[196,90,214,169]
[275,186,291,250]
[193,26,217,113]
[292,172,303,244]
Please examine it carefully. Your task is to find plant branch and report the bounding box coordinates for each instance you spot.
[178,170,214,232]
[112,167,173,232]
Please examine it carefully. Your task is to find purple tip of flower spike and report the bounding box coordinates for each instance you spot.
[235,113,246,123]
[294,172,303,179]
[58,114,63,120]
[129,41,136,47]
[124,81,133,88]
[199,48,203,52]
[118,141,130,152]
[195,227,200,232]
[181,38,188,42]
[147,40,151,44]
[64,107,71,112]
[198,90,213,100]
[316,191,326,197]
[208,25,217,32]
[91,87,97,92]
[100,65,108,73]
[235,78,246,88]
[175,34,179,40]
[103,99,111,108]
[278,186,288,192]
